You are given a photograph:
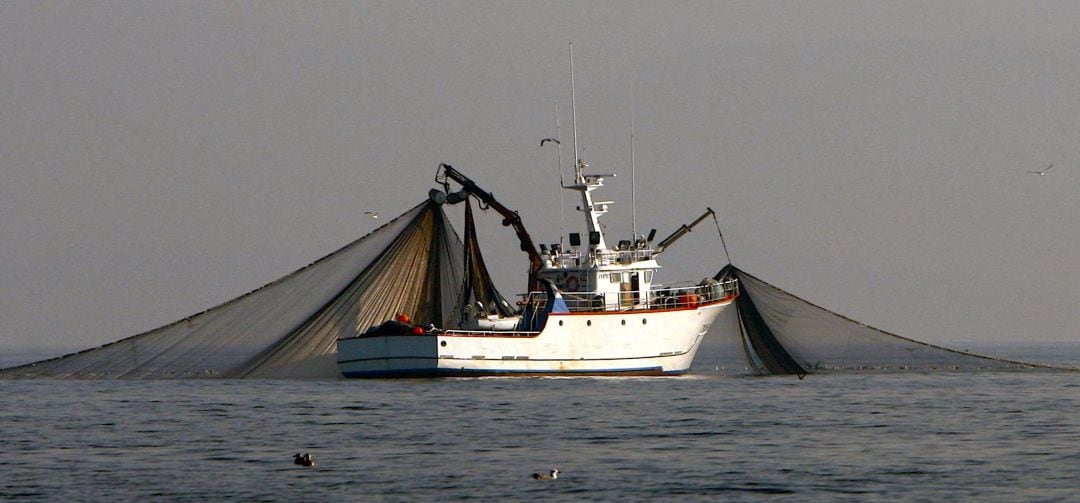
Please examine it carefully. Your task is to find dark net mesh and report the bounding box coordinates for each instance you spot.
[719,266,1060,374]
[1,202,465,379]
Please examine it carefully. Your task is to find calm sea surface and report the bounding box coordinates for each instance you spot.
[2,343,1077,502]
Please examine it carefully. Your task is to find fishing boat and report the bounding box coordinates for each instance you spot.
[336,161,739,377]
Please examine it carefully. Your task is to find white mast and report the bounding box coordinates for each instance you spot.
[569,43,580,171]
[565,43,610,252]
[630,81,637,239]
[553,103,564,248]
[554,103,564,187]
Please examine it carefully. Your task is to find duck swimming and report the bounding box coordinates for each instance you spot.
[294,453,315,467]
[532,468,559,480]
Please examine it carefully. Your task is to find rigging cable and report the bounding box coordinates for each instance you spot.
[711,212,733,266]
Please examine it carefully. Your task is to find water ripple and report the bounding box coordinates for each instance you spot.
[1,371,1077,500]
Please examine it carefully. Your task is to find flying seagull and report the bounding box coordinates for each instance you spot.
[532,468,559,480]
[364,211,379,219]
[540,138,560,147]
[1028,164,1054,175]
[294,453,315,467]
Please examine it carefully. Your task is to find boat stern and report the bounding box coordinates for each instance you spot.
[336,334,440,377]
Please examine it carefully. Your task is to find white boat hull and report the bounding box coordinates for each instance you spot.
[337,299,732,377]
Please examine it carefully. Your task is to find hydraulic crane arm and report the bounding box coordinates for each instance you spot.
[432,163,543,293]
[654,208,715,255]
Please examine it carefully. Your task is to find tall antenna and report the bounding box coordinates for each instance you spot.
[630,81,637,238]
[553,103,565,247]
[569,43,580,168]
[553,104,564,187]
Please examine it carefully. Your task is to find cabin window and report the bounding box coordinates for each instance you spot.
[644,270,653,283]
[609,273,622,284]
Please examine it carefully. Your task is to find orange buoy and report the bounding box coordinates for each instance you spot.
[411,325,425,335]
[397,312,410,324]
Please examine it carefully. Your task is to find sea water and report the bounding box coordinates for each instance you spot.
[1,343,1077,502]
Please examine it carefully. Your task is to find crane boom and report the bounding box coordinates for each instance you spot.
[655,208,715,255]
[433,164,543,293]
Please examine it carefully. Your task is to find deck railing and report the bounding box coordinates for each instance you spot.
[524,277,739,313]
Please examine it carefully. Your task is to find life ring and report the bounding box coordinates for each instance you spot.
[564,274,580,292]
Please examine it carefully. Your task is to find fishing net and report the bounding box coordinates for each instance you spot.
[717,266,1058,375]
[1,202,466,379]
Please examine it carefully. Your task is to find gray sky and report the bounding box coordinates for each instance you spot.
[3,1,1078,352]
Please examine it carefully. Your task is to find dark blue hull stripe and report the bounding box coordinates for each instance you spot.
[340,366,683,378]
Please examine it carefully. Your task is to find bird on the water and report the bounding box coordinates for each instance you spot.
[532,468,559,480]
[364,211,379,219]
[540,138,560,147]
[294,453,315,467]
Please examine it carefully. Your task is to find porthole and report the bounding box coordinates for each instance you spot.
[642,319,647,325]
[558,320,564,326]
[621,319,626,326]
[587,320,592,327]
[440,341,447,347]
